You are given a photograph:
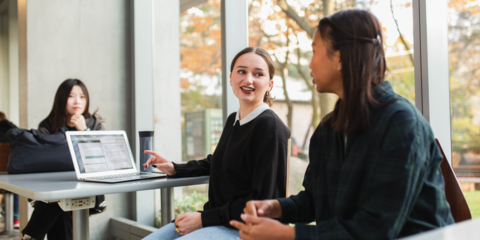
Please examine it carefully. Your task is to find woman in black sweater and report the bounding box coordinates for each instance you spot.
[22,79,104,240]
[143,47,290,239]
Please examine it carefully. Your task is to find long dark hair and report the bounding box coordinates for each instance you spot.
[46,79,91,133]
[319,10,388,135]
[230,47,275,106]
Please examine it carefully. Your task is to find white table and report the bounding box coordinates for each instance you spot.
[0,171,209,240]
[399,217,480,240]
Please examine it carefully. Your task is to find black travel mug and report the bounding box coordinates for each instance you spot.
[139,131,154,172]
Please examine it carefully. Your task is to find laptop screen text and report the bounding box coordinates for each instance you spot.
[70,134,134,173]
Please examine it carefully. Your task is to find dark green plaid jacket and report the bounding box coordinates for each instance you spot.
[278,81,454,239]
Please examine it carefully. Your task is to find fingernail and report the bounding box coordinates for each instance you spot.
[241,214,246,220]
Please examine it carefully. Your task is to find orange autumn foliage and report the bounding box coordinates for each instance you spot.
[180,0,221,77]
[449,0,480,16]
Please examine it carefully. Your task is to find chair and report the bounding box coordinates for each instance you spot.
[286,139,291,197]
[436,139,472,223]
[0,143,9,172]
[0,143,19,237]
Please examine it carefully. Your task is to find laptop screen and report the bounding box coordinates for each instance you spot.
[70,134,134,174]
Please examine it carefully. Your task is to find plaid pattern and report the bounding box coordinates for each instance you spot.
[278,81,454,240]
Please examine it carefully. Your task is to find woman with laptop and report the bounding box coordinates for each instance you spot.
[143,47,291,240]
[229,10,455,240]
[22,79,105,240]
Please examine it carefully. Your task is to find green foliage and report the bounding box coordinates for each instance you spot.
[180,90,221,112]
[155,191,209,227]
[174,191,209,217]
[449,76,480,154]
[463,190,480,219]
[387,71,415,104]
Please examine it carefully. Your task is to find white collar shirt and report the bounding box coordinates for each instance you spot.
[234,103,270,126]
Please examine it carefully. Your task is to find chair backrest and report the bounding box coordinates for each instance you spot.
[0,143,10,172]
[286,138,291,197]
[436,139,472,222]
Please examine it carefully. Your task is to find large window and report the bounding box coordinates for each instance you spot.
[248,0,414,196]
[155,0,222,227]
[448,0,480,219]
[155,0,480,230]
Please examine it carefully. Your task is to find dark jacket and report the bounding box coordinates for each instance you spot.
[0,120,18,142]
[278,81,454,240]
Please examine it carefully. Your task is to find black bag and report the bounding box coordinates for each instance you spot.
[7,127,107,213]
[90,195,107,215]
[6,127,74,174]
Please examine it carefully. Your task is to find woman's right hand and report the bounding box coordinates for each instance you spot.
[70,114,87,131]
[143,150,176,176]
[244,200,282,219]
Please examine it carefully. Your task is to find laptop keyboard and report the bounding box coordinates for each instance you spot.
[88,172,153,180]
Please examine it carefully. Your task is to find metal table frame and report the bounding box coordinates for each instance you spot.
[0,172,209,240]
[0,192,19,238]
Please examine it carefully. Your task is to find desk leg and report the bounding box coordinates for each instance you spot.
[72,209,89,240]
[161,188,174,227]
[0,192,19,238]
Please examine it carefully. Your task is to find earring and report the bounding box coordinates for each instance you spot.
[266,91,269,96]
[337,67,341,71]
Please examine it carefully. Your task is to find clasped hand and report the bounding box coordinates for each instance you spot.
[230,200,295,240]
[175,212,202,236]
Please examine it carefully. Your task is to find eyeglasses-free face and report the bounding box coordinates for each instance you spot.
[230,52,273,107]
[309,30,344,99]
[66,85,87,116]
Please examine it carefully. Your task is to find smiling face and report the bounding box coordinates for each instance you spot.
[66,85,87,116]
[230,52,273,107]
[309,30,344,98]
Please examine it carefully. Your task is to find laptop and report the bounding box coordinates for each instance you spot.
[66,130,167,183]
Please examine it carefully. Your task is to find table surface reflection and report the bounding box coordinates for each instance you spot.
[0,171,209,200]
[399,217,480,240]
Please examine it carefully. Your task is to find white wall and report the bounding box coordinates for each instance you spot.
[19,0,133,239]
[0,4,9,117]
[154,0,181,164]
[23,0,131,131]
[8,0,19,125]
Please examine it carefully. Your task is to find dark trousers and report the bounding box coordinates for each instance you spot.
[22,201,72,240]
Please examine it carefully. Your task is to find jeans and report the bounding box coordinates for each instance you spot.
[143,222,241,240]
[14,194,19,221]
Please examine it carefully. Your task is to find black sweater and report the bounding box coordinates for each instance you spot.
[173,110,291,227]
